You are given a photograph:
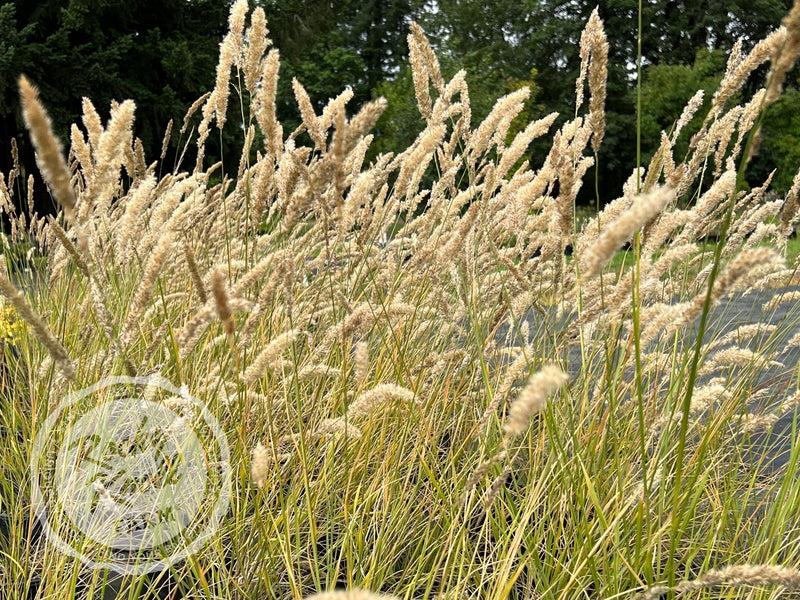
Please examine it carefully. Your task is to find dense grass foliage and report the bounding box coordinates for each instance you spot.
[4,2,800,599]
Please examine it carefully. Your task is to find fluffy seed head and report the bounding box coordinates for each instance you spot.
[211,268,235,338]
[18,76,76,221]
[251,442,268,489]
[304,590,401,600]
[346,384,418,420]
[766,0,800,105]
[504,365,567,438]
[582,187,674,279]
[244,7,270,94]
[577,8,608,152]
[243,330,300,385]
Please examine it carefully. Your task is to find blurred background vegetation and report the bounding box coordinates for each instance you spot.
[0,0,795,214]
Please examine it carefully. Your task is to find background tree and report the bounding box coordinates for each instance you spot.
[257,0,420,132]
[370,0,794,203]
[749,78,800,192]
[371,0,541,169]
[0,0,231,211]
[638,49,728,169]
[1,0,799,214]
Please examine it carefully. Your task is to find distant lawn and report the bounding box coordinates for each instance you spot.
[788,232,800,265]
[602,233,800,281]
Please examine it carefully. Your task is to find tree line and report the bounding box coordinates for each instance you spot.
[0,0,796,214]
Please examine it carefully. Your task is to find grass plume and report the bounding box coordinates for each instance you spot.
[6,4,800,599]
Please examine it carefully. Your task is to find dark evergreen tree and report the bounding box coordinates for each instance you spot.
[0,0,232,211]
[0,0,797,212]
[255,0,420,131]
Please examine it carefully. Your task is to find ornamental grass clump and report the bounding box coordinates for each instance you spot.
[5,1,800,598]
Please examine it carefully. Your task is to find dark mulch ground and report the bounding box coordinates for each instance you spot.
[497,286,800,472]
[702,287,800,472]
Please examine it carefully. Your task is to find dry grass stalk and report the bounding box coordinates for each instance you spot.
[577,8,608,153]
[482,465,512,508]
[87,274,136,376]
[183,242,207,304]
[213,0,248,132]
[8,138,18,188]
[305,590,401,600]
[46,217,89,277]
[346,384,418,420]
[407,22,444,120]
[119,231,177,348]
[160,118,173,160]
[673,90,705,145]
[244,7,270,95]
[462,451,509,501]
[709,30,779,119]
[582,187,673,279]
[88,99,136,218]
[114,175,157,262]
[504,365,567,438]
[18,76,76,221]
[238,124,256,177]
[81,96,103,150]
[642,242,697,285]
[0,269,74,380]
[354,341,369,386]
[638,564,800,599]
[293,78,325,148]
[181,92,211,135]
[251,442,268,489]
[298,364,343,380]
[467,88,531,163]
[194,0,250,170]
[496,112,559,183]
[689,383,731,414]
[240,253,294,343]
[255,49,283,158]
[346,98,388,151]
[766,0,800,104]
[675,170,736,243]
[211,267,235,339]
[314,417,362,440]
[732,88,766,164]
[178,298,252,358]
[711,106,742,178]
[739,412,779,433]
[435,202,479,265]
[779,168,800,238]
[643,248,782,343]
[482,346,535,429]
[764,289,800,311]
[71,123,93,182]
[708,323,776,352]
[242,329,300,385]
[133,137,147,178]
[410,22,444,94]
[575,16,592,111]
[710,247,782,299]
[699,346,782,376]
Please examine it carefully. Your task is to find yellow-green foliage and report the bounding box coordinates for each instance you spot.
[3,2,800,600]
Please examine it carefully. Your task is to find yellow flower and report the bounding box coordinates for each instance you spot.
[0,302,24,344]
